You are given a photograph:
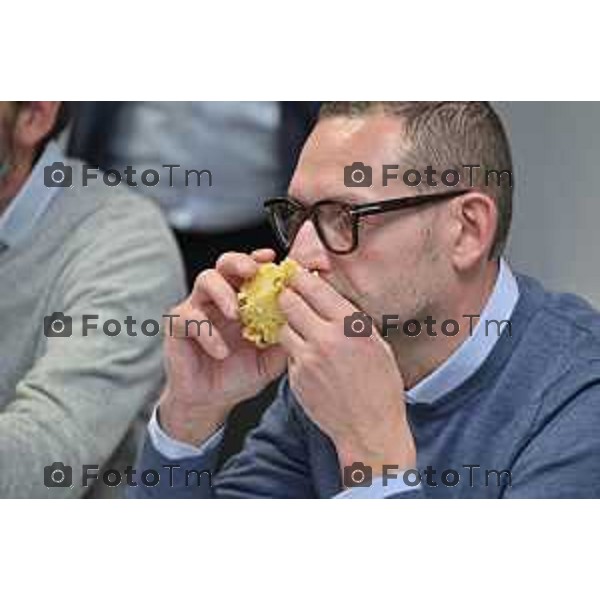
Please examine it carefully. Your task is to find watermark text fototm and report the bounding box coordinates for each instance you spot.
[44,462,212,489]
[44,161,213,189]
[43,312,213,338]
[344,162,512,189]
[344,312,512,339]
[344,462,512,489]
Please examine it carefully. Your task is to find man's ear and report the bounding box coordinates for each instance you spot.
[13,102,61,151]
[449,191,498,270]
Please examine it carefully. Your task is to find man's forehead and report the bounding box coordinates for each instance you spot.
[290,114,410,201]
[310,114,407,160]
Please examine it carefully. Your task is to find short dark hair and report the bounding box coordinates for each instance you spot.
[319,101,513,260]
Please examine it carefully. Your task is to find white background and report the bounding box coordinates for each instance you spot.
[2,1,598,599]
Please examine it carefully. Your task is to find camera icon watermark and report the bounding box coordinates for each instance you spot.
[44,312,73,338]
[344,162,372,188]
[344,462,373,488]
[344,312,373,338]
[44,462,73,488]
[44,161,73,188]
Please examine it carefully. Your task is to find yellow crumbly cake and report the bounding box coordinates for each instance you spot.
[238,258,300,348]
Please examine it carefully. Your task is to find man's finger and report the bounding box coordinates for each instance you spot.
[165,305,230,359]
[288,269,353,321]
[215,251,262,282]
[250,248,277,263]
[278,322,306,355]
[278,287,325,340]
[191,269,239,320]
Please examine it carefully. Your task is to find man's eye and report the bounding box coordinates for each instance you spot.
[330,212,346,226]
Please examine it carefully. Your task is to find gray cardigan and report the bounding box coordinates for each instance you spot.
[0,158,185,497]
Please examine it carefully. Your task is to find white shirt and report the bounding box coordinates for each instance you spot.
[0,142,63,251]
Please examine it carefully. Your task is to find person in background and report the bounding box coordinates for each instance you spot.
[68,101,319,462]
[68,101,319,287]
[0,101,185,497]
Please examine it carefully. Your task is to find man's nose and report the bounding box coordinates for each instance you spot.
[288,220,331,271]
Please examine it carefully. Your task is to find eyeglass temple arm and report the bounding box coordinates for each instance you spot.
[350,190,470,217]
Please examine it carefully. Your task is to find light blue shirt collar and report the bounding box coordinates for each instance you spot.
[405,259,520,405]
[0,141,64,251]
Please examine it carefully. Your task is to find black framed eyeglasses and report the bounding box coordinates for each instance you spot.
[264,189,472,255]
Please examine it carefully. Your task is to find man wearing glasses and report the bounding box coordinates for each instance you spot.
[133,101,600,499]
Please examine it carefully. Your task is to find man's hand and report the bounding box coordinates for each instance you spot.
[277,269,416,481]
[159,249,288,446]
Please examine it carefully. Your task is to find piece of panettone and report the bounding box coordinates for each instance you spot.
[238,258,300,348]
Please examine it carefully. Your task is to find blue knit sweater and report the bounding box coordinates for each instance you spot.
[133,274,600,499]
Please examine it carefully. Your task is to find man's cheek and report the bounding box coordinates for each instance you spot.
[326,267,370,310]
